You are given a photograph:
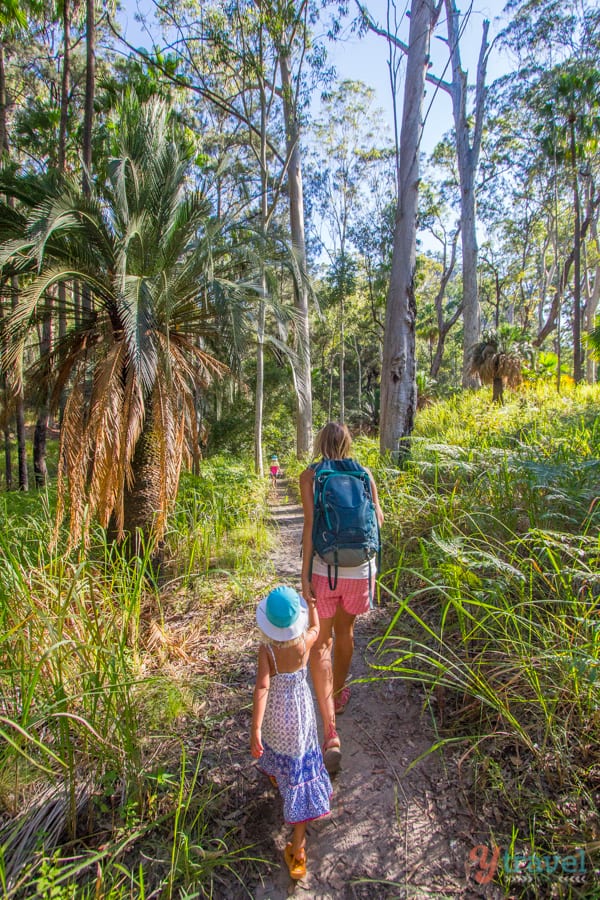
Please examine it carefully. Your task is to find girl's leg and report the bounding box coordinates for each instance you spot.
[285,822,307,879]
[291,821,307,858]
[332,606,357,697]
[309,616,335,735]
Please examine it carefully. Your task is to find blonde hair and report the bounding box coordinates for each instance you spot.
[314,422,352,460]
[258,628,305,649]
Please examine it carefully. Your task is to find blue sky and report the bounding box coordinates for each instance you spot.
[322,0,513,154]
[118,0,513,156]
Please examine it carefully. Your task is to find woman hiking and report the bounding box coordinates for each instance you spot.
[299,422,384,774]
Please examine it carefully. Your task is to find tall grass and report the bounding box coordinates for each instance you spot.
[168,456,271,584]
[370,384,600,895]
[0,457,269,897]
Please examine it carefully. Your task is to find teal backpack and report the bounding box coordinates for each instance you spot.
[310,459,380,603]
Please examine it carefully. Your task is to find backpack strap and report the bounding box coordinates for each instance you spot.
[327,553,339,591]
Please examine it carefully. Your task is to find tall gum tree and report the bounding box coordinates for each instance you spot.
[211,1,303,473]
[378,0,441,457]
[266,0,313,456]
[361,0,491,389]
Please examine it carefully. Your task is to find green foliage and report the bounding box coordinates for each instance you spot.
[1,96,260,546]
[373,383,600,893]
[0,457,268,896]
[169,455,271,580]
[206,358,296,458]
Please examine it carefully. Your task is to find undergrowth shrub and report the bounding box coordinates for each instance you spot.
[373,383,600,896]
[0,456,267,897]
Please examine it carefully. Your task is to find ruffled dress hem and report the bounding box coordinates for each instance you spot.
[259,739,332,824]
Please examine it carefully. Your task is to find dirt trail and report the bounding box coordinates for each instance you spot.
[241,480,502,900]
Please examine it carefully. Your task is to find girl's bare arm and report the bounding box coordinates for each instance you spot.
[304,596,320,651]
[251,645,270,758]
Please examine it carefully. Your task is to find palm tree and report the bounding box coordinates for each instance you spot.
[469,329,529,405]
[1,97,253,551]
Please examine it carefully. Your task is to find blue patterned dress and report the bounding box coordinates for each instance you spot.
[259,641,332,824]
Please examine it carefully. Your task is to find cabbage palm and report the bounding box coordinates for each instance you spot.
[1,97,252,549]
[469,328,530,405]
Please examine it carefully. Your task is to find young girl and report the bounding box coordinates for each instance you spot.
[251,585,332,880]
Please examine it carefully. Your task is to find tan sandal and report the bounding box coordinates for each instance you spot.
[322,723,341,775]
[334,685,351,715]
[284,842,307,880]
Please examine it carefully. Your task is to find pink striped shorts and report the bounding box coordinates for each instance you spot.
[312,573,370,619]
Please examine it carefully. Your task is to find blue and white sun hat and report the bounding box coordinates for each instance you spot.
[256,585,308,642]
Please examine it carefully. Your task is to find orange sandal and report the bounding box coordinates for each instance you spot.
[284,843,307,880]
[322,723,341,775]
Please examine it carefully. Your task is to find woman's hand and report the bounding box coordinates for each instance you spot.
[251,729,264,759]
[302,576,315,602]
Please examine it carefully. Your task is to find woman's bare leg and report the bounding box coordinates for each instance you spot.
[309,616,335,735]
[332,606,357,697]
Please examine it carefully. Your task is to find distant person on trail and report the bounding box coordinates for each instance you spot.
[269,454,280,488]
[300,422,384,775]
[251,585,332,881]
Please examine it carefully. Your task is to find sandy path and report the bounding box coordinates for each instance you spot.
[243,480,503,900]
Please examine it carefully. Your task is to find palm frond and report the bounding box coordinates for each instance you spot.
[120,275,158,395]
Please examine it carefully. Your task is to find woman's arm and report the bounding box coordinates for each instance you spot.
[251,645,270,758]
[365,467,384,527]
[299,467,316,600]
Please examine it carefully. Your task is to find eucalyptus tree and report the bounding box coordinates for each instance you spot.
[584,200,600,382]
[1,98,253,549]
[418,161,462,380]
[535,64,600,382]
[360,0,493,390]
[118,0,324,458]
[209,0,304,474]
[377,0,441,456]
[348,191,394,426]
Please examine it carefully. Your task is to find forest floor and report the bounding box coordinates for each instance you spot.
[178,479,509,899]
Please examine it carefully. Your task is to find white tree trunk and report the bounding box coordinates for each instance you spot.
[362,0,489,392]
[280,52,313,457]
[460,165,481,385]
[584,262,600,383]
[254,295,265,476]
[443,0,488,387]
[380,0,440,457]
